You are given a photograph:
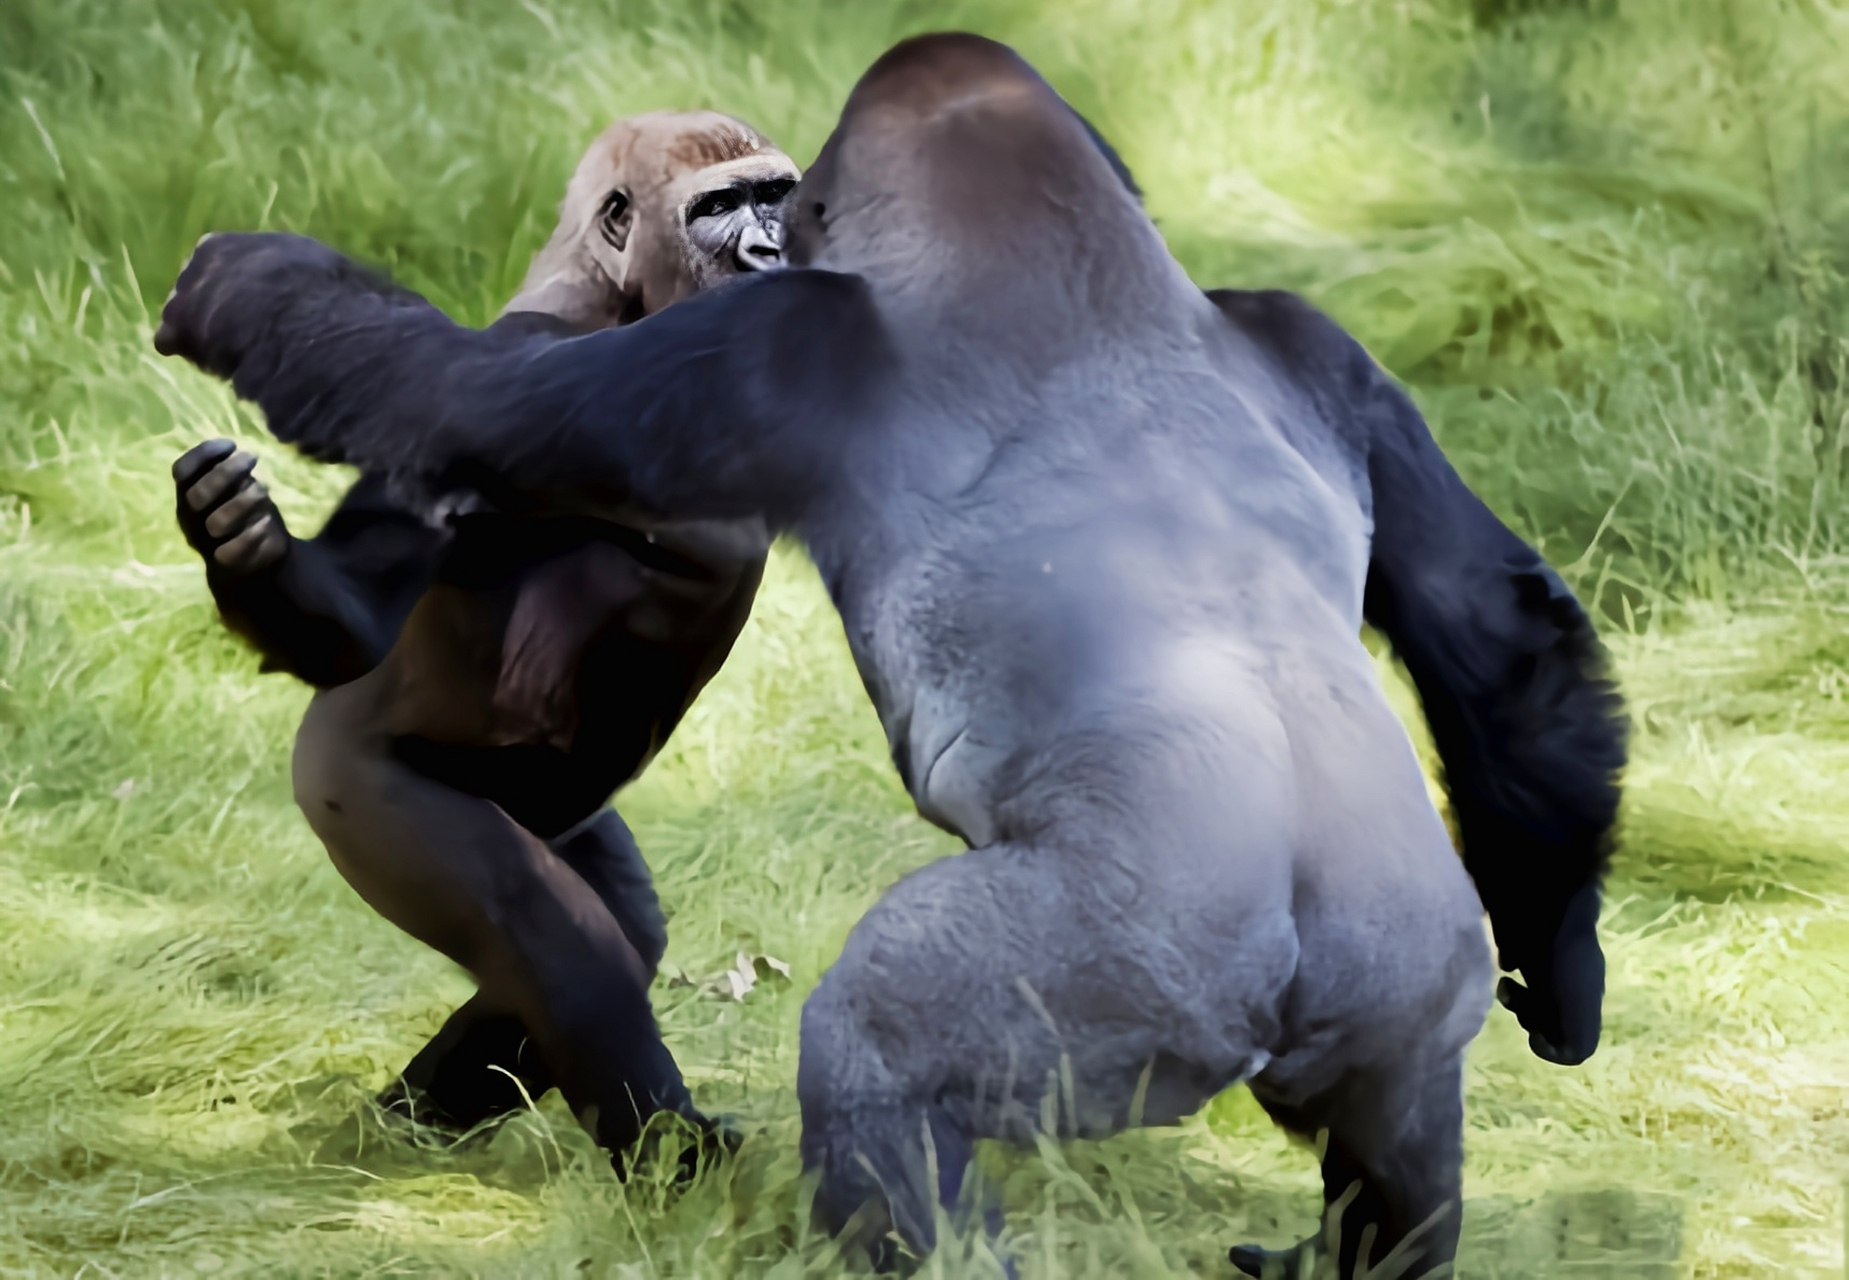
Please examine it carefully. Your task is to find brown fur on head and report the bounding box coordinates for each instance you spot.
[505,110,801,329]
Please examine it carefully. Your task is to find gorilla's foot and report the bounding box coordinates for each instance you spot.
[373,1082,500,1146]
[611,1109,744,1184]
[678,1111,746,1181]
[1228,1237,1315,1279]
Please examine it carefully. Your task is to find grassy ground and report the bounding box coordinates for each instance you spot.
[1,0,1846,1274]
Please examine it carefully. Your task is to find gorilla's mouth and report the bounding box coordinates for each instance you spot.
[735,225,784,272]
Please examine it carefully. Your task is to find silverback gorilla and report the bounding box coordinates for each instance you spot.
[170,111,800,1167]
[155,35,1624,1277]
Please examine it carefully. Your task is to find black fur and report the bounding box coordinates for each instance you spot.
[1212,288,1624,1066]
[157,233,889,527]
[165,270,777,1156]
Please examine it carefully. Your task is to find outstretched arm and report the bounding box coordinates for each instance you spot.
[1212,289,1625,1066]
[155,233,887,527]
[175,440,449,687]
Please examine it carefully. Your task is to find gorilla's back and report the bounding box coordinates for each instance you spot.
[808,337,1394,872]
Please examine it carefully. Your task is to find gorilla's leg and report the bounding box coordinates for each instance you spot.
[382,809,671,1131]
[801,1091,979,1270]
[294,683,698,1164]
[551,808,669,978]
[385,992,540,1130]
[798,836,1287,1271]
[1234,1049,1468,1279]
[796,847,1051,1269]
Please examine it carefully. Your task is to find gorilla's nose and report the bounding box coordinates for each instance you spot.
[736,225,783,272]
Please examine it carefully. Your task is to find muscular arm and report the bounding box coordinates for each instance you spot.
[155,233,888,529]
[1360,363,1623,1066]
[1212,289,1626,1066]
[175,440,448,687]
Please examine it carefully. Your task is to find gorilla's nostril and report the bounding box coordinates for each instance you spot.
[735,226,784,271]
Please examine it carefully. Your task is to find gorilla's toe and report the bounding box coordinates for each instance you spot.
[374,1084,477,1140]
[1229,1240,1308,1278]
[612,1109,745,1184]
[676,1110,744,1181]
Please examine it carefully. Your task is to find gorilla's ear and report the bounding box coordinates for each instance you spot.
[1207,288,1624,1067]
[1071,110,1141,200]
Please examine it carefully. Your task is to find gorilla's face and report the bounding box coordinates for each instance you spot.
[505,110,798,328]
[675,159,799,288]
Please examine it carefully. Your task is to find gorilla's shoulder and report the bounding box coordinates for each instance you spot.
[1202,288,1386,467]
[1203,288,1378,403]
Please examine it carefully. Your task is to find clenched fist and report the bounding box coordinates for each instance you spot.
[154,232,356,380]
[153,232,453,473]
[1494,880,1604,1066]
[173,438,289,576]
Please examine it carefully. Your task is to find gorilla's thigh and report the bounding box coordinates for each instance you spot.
[1238,923,1490,1279]
[798,838,1291,1257]
[293,682,692,1152]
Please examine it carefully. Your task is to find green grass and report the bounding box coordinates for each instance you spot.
[1,0,1846,1274]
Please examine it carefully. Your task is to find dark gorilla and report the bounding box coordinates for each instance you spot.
[154,35,1623,1276]
[170,111,800,1167]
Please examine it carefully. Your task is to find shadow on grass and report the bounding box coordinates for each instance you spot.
[1463,1187,1684,1278]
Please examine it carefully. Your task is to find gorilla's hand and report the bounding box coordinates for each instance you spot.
[173,438,289,576]
[156,232,394,382]
[154,233,281,378]
[153,232,489,477]
[1494,881,1604,1065]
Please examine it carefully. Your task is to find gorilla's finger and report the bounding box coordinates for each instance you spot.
[1495,976,1536,1022]
[1536,933,1604,1064]
[1528,1033,1568,1065]
[1497,975,1559,1042]
[212,513,286,573]
[185,451,259,512]
[173,438,237,486]
[1498,970,1599,1066]
[203,478,272,539]
[155,234,226,360]
[152,306,186,360]
[153,316,186,359]
[1529,1031,1589,1067]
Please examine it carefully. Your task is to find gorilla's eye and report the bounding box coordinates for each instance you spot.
[753,178,796,206]
[687,188,743,222]
[598,190,631,248]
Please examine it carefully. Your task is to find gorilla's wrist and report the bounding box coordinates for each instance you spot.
[204,527,295,588]
[1491,877,1603,975]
